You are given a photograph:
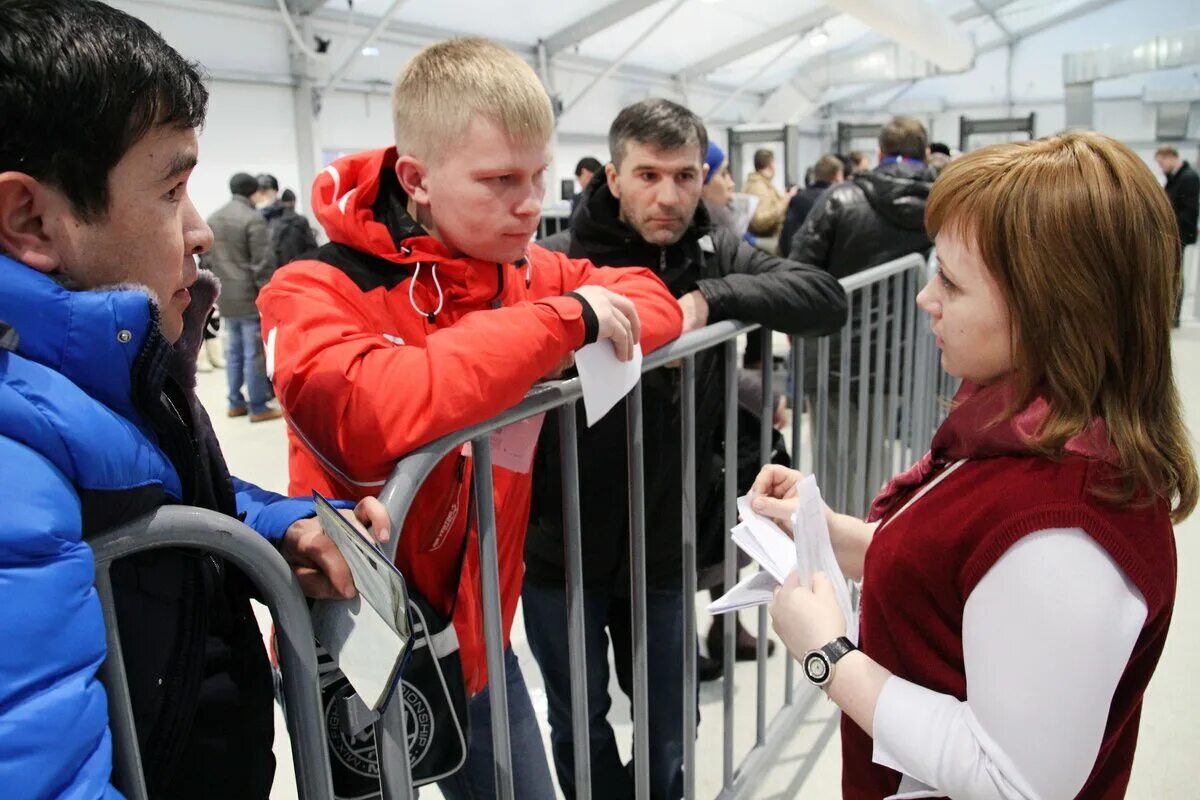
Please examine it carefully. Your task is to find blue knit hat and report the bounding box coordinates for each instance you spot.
[704,140,725,185]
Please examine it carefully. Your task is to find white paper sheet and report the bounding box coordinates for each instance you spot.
[574,341,643,427]
[707,481,859,644]
[791,475,859,643]
[706,570,779,614]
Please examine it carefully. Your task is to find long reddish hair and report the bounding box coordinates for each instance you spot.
[926,131,1197,522]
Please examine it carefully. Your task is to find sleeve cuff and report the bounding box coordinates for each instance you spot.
[694,279,730,323]
[250,498,318,542]
[565,292,600,345]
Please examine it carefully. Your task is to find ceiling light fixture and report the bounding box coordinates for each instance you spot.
[808,27,830,48]
[361,46,380,57]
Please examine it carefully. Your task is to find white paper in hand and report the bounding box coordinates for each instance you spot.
[791,476,858,644]
[574,341,643,426]
[706,570,778,614]
[707,499,798,615]
[707,482,859,644]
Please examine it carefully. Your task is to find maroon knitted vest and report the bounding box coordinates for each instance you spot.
[841,455,1177,798]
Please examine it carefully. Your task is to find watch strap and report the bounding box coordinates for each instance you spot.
[821,636,856,665]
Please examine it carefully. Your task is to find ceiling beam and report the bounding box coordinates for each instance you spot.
[543,0,664,57]
[824,0,1127,111]
[678,8,839,82]
[288,0,330,13]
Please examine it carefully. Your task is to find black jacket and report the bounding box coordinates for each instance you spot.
[269,206,320,268]
[788,161,934,277]
[779,180,833,258]
[789,162,934,394]
[1165,161,1200,246]
[523,175,847,591]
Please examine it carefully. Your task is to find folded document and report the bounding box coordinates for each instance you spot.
[707,476,858,643]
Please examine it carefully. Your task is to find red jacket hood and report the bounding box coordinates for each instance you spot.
[314,146,441,261]
[313,147,530,303]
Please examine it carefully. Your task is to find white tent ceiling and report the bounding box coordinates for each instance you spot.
[223,0,1152,102]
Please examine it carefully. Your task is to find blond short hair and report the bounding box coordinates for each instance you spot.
[392,37,554,162]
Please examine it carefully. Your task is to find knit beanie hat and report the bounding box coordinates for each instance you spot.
[704,140,726,185]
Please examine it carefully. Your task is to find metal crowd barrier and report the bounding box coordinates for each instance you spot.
[370,251,952,799]
[90,251,951,800]
[90,506,334,800]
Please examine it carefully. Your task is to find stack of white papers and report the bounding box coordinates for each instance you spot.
[707,476,858,643]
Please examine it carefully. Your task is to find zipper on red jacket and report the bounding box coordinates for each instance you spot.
[492,263,505,303]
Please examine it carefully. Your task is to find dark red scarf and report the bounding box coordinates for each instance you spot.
[867,379,1119,522]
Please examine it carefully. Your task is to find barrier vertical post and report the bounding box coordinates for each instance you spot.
[470,436,515,800]
[558,405,593,800]
[887,274,904,479]
[95,568,150,800]
[785,339,804,705]
[870,283,888,499]
[836,295,854,511]
[854,286,872,517]
[721,339,738,789]
[900,271,919,462]
[626,384,651,799]
[681,356,698,800]
[756,328,771,745]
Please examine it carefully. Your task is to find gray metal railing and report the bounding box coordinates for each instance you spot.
[90,252,951,800]
[90,506,335,800]
[369,251,952,799]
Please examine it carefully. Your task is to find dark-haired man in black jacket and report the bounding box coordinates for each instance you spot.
[1156,145,1199,326]
[523,98,847,800]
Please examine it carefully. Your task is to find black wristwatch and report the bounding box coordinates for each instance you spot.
[802,637,857,688]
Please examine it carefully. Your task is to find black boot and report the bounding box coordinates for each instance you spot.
[707,614,775,662]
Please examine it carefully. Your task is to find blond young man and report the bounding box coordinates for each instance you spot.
[257,38,682,798]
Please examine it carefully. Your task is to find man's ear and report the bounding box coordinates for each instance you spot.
[701,162,711,183]
[605,162,621,199]
[0,172,65,273]
[395,156,430,205]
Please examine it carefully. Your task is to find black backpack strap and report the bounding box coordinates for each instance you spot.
[316,241,414,293]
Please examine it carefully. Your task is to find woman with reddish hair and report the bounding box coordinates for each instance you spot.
[756,131,1196,799]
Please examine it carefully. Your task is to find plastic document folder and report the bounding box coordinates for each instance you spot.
[309,492,414,711]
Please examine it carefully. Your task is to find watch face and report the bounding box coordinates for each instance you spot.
[804,651,831,686]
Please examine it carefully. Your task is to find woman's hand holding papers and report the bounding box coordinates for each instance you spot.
[769,571,846,656]
[750,464,876,582]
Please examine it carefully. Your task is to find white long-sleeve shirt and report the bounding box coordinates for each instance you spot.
[870,527,1147,799]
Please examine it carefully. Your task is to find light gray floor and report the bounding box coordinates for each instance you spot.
[205,329,1200,799]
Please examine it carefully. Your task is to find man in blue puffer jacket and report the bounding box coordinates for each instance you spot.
[0,2,389,798]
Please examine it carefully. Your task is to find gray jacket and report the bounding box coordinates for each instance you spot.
[203,196,272,318]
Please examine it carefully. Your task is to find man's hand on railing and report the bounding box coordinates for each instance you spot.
[677,290,710,335]
[280,497,392,599]
[573,285,641,362]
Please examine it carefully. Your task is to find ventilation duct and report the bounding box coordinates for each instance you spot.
[1064,27,1200,84]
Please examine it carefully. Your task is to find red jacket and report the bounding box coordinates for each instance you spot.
[258,148,682,694]
[844,456,1177,798]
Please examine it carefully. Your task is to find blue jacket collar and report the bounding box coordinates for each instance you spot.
[0,253,170,422]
